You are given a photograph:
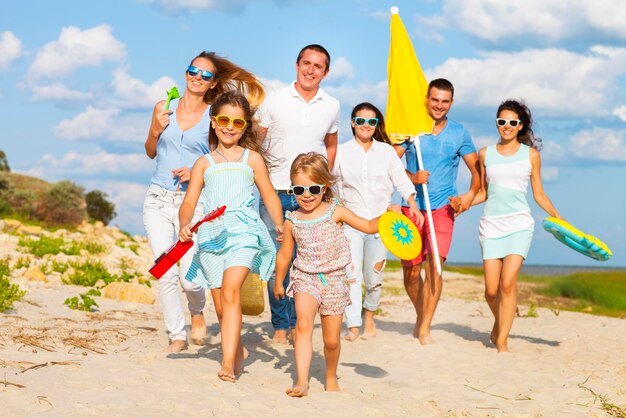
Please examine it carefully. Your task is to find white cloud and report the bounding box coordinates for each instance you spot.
[325,80,388,111]
[260,77,288,92]
[541,166,559,182]
[613,105,626,121]
[326,57,355,82]
[439,0,626,42]
[140,0,247,12]
[112,67,177,109]
[31,83,93,101]
[427,46,626,116]
[36,149,152,176]
[569,127,626,161]
[0,31,23,70]
[29,25,125,77]
[53,105,148,142]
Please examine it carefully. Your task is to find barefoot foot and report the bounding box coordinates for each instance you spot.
[218,367,237,383]
[286,384,309,397]
[325,375,340,392]
[163,339,188,353]
[343,328,360,342]
[190,314,207,345]
[412,322,420,339]
[419,334,436,345]
[272,329,288,344]
[234,346,249,376]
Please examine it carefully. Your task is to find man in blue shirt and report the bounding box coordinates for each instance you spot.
[396,78,480,344]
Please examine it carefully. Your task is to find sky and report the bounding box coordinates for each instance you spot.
[1,0,625,268]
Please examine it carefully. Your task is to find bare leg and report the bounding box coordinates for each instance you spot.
[286,292,318,397]
[190,314,207,344]
[402,264,422,338]
[363,309,377,337]
[344,326,360,341]
[217,266,249,382]
[496,255,524,352]
[321,313,343,392]
[417,255,443,345]
[483,259,503,344]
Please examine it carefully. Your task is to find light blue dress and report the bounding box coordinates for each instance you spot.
[186,149,276,288]
[479,144,534,259]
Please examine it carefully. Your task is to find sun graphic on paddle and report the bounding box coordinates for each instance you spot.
[378,212,422,260]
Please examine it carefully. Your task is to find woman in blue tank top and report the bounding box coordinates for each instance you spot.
[472,100,562,353]
[143,52,265,353]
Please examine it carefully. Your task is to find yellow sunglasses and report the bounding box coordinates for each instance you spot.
[212,115,248,130]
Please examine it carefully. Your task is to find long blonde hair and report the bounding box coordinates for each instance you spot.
[191,51,265,110]
[290,152,336,203]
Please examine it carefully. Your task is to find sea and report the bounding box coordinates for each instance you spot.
[447,263,626,277]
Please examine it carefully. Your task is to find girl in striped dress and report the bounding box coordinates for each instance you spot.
[472,100,562,352]
[274,152,380,397]
[179,91,284,382]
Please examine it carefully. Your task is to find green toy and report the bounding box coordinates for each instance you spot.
[164,86,180,111]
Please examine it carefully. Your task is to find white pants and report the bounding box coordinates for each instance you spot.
[344,226,388,329]
[143,185,206,341]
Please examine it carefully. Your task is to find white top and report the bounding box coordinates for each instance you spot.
[334,138,416,219]
[258,82,340,189]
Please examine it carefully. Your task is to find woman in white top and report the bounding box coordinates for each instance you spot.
[334,102,422,341]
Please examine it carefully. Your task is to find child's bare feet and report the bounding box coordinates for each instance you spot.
[190,314,207,345]
[496,340,509,353]
[286,384,309,397]
[343,328,360,342]
[412,322,420,339]
[490,323,498,345]
[272,329,288,344]
[163,339,187,353]
[218,367,237,383]
[325,375,340,392]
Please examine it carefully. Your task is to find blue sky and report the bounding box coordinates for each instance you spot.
[1,0,625,267]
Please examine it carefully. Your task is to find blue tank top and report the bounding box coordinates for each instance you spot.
[149,98,211,191]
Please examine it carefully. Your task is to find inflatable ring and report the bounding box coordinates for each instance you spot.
[542,217,612,262]
[378,211,422,260]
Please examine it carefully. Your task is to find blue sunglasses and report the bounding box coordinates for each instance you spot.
[187,65,214,81]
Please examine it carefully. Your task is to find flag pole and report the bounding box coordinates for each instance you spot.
[413,135,442,275]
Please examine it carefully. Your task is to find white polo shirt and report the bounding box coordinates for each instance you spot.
[258,82,340,189]
[334,138,416,219]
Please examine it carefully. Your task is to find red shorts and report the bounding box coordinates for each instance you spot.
[400,205,455,266]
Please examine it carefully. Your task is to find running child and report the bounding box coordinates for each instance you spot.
[179,91,284,382]
[274,152,379,397]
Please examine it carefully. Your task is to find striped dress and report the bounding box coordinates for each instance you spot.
[479,144,534,259]
[186,149,276,288]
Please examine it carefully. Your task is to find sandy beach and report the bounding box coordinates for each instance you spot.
[2,265,625,417]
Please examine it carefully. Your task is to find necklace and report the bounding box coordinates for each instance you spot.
[214,147,244,162]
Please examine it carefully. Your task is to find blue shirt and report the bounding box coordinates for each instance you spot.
[401,118,476,210]
[149,98,211,191]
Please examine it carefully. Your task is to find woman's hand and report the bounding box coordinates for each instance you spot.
[179,224,193,242]
[172,166,192,183]
[153,109,173,135]
[275,224,284,243]
[273,282,285,300]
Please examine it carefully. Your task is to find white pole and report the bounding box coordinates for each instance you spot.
[413,136,442,276]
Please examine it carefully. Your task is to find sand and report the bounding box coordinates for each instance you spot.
[1,271,625,417]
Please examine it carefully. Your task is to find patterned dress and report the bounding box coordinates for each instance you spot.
[286,201,352,315]
[186,149,276,288]
[479,144,534,259]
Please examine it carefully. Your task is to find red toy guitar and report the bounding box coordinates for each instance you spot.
[148,205,226,279]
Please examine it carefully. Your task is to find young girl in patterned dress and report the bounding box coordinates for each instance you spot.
[179,91,284,382]
[274,152,380,397]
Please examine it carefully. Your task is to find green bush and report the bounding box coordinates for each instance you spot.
[64,289,100,311]
[36,180,86,226]
[63,260,113,287]
[8,189,37,217]
[0,259,26,313]
[18,235,80,257]
[85,190,117,225]
[0,150,9,172]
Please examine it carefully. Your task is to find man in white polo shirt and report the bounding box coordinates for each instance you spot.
[257,44,340,344]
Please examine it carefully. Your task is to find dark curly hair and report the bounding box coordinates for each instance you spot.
[497,99,543,150]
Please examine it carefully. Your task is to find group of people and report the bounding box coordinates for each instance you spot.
[142,44,562,396]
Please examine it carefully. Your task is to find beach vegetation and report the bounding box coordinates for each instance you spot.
[36,180,87,226]
[18,235,107,257]
[64,289,100,312]
[0,259,26,313]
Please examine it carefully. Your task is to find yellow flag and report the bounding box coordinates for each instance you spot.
[386,7,434,143]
